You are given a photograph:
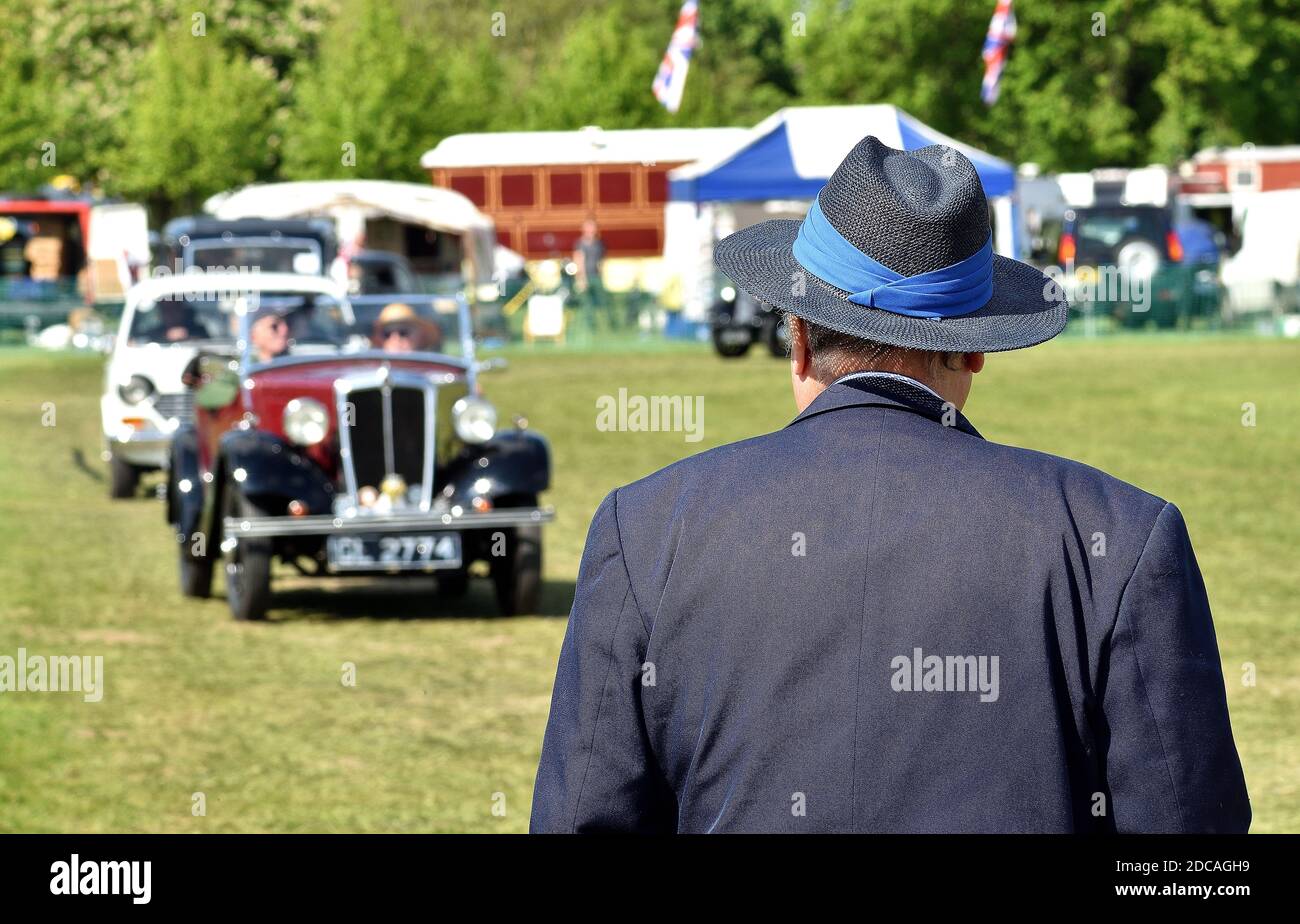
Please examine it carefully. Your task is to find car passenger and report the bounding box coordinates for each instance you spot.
[372,302,441,353]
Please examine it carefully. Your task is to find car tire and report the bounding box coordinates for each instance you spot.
[223,490,273,622]
[763,313,790,357]
[179,541,214,598]
[711,326,752,358]
[492,525,542,617]
[109,454,139,499]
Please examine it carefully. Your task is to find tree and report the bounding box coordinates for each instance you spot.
[792,0,1300,172]
[0,1,48,192]
[519,0,673,130]
[1146,0,1300,161]
[280,0,446,181]
[677,0,798,126]
[16,0,328,193]
[107,26,280,219]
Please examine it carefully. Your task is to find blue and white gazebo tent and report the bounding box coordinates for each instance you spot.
[664,105,1020,321]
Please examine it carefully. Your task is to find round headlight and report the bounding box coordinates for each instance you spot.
[118,375,155,405]
[283,397,329,446]
[453,396,497,444]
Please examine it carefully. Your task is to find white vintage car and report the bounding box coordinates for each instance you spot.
[102,272,351,498]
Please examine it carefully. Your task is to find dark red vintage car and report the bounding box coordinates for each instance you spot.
[165,276,552,620]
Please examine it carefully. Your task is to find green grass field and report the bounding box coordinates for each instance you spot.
[0,336,1296,832]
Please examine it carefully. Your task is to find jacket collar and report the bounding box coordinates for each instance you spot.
[786,372,984,439]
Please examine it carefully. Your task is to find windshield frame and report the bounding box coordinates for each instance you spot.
[242,293,478,391]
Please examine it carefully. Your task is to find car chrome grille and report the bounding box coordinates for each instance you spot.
[336,369,437,512]
[153,391,194,426]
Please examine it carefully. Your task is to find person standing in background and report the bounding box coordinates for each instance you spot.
[573,219,613,333]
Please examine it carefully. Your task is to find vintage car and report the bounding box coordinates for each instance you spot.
[101,273,301,498]
[161,216,336,276]
[165,276,553,620]
[346,249,421,296]
[708,278,790,359]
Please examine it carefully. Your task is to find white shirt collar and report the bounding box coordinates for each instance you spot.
[832,370,945,402]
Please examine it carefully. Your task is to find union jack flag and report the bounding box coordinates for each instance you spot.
[981,0,1017,106]
[652,0,698,114]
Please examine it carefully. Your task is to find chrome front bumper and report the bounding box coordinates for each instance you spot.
[222,506,555,538]
[107,429,171,469]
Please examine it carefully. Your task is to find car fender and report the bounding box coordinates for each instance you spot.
[216,429,336,518]
[168,425,204,536]
[441,429,550,503]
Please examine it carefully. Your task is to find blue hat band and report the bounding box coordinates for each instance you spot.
[791,196,993,320]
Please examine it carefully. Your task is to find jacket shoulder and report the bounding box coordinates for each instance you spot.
[977,437,1169,523]
[614,428,790,506]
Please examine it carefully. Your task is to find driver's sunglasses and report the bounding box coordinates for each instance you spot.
[382,326,414,341]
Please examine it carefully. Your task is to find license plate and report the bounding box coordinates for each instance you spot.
[718,329,750,345]
[326,533,462,571]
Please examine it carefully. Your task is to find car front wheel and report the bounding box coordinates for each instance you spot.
[222,489,273,621]
[492,524,542,616]
[179,539,214,598]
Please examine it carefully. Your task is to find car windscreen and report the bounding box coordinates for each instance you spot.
[130,290,350,348]
[1073,208,1168,260]
[353,259,417,294]
[187,240,322,275]
[129,295,234,345]
[245,293,352,347]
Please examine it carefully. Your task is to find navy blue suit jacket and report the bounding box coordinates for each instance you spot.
[531,375,1250,833]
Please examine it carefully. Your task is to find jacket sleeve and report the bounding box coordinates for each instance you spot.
[1099,502,1251,832]
[530,491,675,833]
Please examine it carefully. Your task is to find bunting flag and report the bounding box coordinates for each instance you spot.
[981,0,1017,106]
[652,0,699,114]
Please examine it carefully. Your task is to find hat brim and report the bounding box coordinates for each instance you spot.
[715,219,1069,353]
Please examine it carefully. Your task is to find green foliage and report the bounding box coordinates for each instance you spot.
[106,26,280,217]
[1,0,1297,209]
[0,2,45,192]
[675,0,798,126]
[3,0,328,196]
[280,0,444,181]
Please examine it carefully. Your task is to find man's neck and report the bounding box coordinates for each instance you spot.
[834,370,944,401]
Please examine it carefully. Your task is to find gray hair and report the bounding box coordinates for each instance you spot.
[783,311,964,382]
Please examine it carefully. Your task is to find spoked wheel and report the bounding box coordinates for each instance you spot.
[492,524,542,616]
[222,488,273,621]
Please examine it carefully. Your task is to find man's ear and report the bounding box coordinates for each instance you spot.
[790,316,812,379]
[965,352,985,374]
